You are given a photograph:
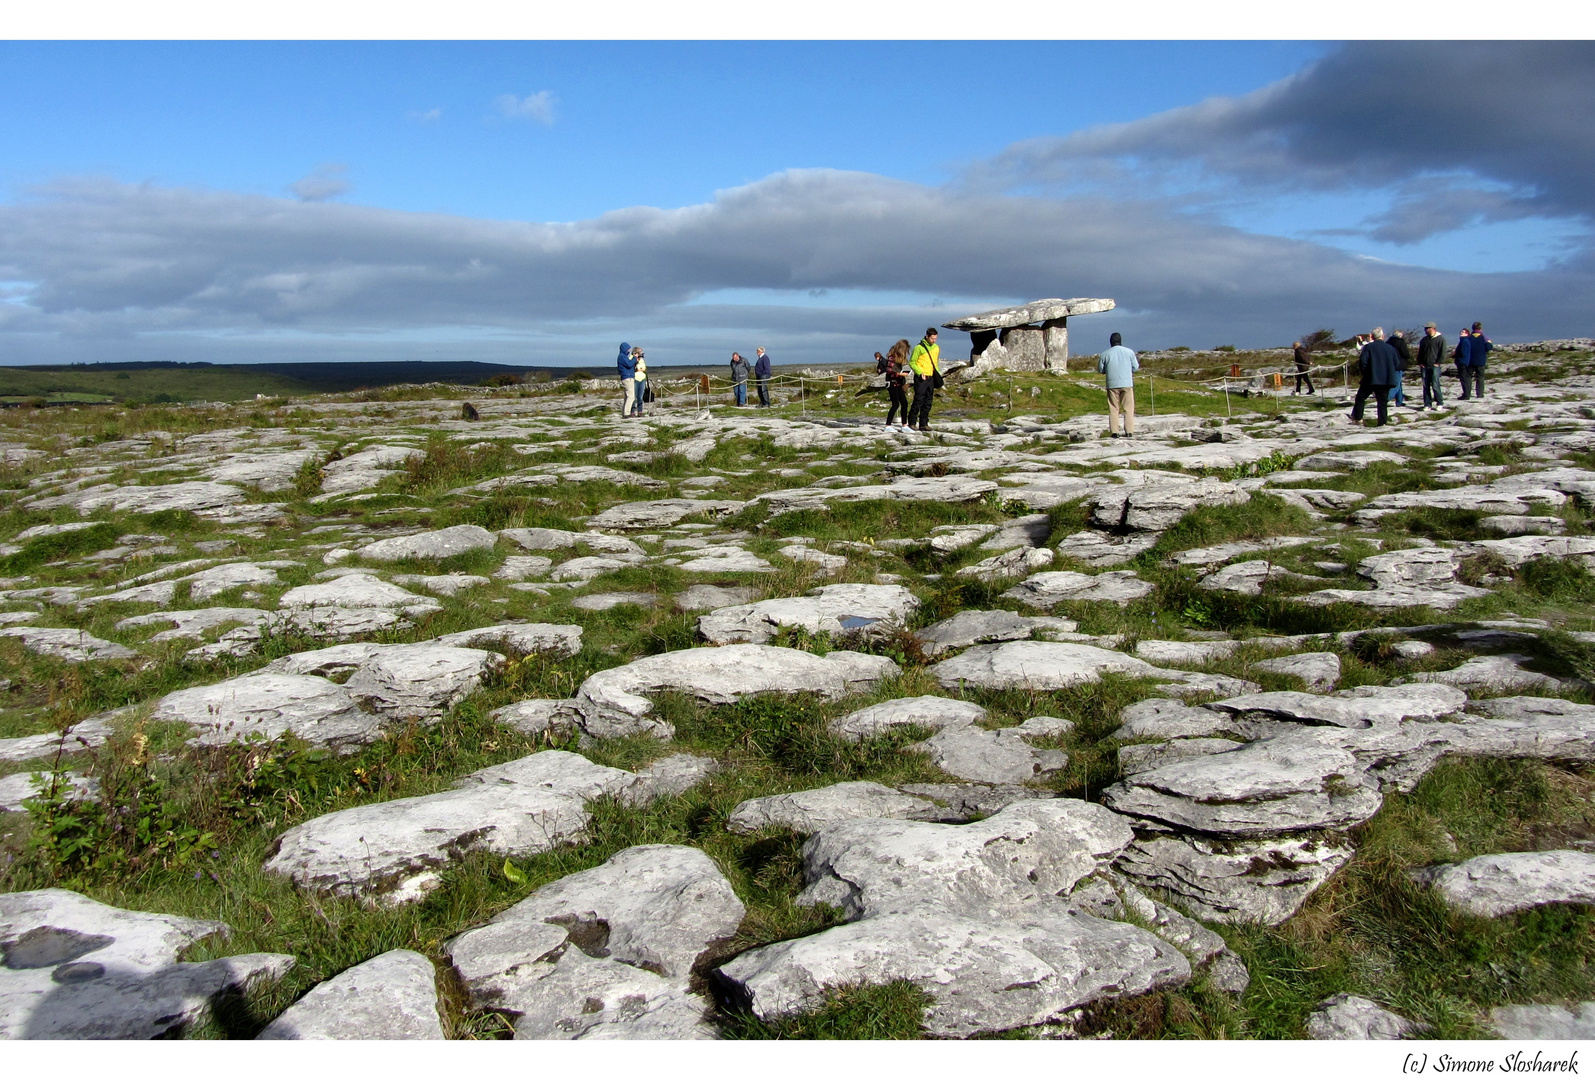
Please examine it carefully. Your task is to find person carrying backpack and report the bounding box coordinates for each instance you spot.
[905,328,942,431]
[879,339,910,427]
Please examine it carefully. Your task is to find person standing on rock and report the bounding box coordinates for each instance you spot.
[1292,341,1315,395]
[1453,327,1473,399]
[1097,332,1140,438]
[1416,322,1446,410]
[632,350,648,416]
[729,352,750,407]
[754,347,773,407]
[905,328,942,431]
[616,342,637,418]
[1389,330,1412,407]
[882,339,910,427]
[1466,321,1492,399]
[1350,327,1400,426]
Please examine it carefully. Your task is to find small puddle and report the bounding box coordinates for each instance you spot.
[839,616,880,630]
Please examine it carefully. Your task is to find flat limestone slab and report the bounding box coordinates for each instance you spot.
[828,695,987,741]
[942,297,1115,331]
[1001,570,1153,608]
[257,949,444,1040]
[263,750,636,904]
[931,640,1164,691]
[727,781,938,834]
[1102,730,1382,836]
[1426,850,1595,917]
[573,645,899,739]
[1490,1002,1595,1039]
[0,626,137,662]
[698,583,919,645]
[0,888,293,1039]
[1114,834,1354,925]
[448,844,742,1039]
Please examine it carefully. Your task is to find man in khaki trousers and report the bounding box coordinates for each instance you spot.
[1096,332,1140,438]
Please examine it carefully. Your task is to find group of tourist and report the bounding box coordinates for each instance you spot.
[873,329,943,430]
[1347,322,1493,426]
[614,342,650,418]
[726,348,774,408]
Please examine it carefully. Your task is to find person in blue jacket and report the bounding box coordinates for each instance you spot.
[1096,332,1140,438]
[1453,328,1473,399]
[1464,321,1492,399]
[616,342,637,418]
[754,347,773,407]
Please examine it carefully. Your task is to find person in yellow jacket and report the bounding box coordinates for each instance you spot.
[905,327,941,431]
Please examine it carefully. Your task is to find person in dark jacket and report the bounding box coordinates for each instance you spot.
[1416,322,1446,410]
[1389,330,1411,407]
[1453,328,1474,398]
[1465,321,1492,399]
[754,347,773,407]
[1292,341,1315,395]
[729,352,751,406]
[880,338,911,426]
[1350,327,1400,426]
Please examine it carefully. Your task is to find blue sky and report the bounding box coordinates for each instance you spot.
[0,40,1590,367]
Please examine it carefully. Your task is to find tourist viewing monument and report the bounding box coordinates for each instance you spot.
[0,30,1592,1058]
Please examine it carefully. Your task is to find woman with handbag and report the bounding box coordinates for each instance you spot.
[905,328,941,432]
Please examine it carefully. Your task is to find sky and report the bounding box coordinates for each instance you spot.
[0,39,1591,368]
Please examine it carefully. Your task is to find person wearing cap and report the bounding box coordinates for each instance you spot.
[1096,332,1140,438]
[1416,323,1446,410]
[905,328,942,431]
[1465,321,1492,399]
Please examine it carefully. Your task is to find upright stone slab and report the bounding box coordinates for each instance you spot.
[999,327,1046,372]
[1042,319,1069,371]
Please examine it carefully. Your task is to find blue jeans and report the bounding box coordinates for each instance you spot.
[1421,366,1443,408]
[734,381,747,406]
[1391,371,1406,405]
[633,380,646,414]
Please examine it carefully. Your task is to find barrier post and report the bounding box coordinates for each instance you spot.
[1147,372,1155,415]
[1224,379,1231,418]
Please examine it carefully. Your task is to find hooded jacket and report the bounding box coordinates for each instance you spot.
[908,339,940,378]
[617,343,636,380]
[1417,332,1447,368]
[1453,335,1473,366]
[730,356,750,383]
[1469,335,1492,367]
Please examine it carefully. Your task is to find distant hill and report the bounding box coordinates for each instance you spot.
[0,360,581,403]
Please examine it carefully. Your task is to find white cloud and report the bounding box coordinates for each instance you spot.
[494,91,555,125]
[288,163,350,202]
[410,107,443,124]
